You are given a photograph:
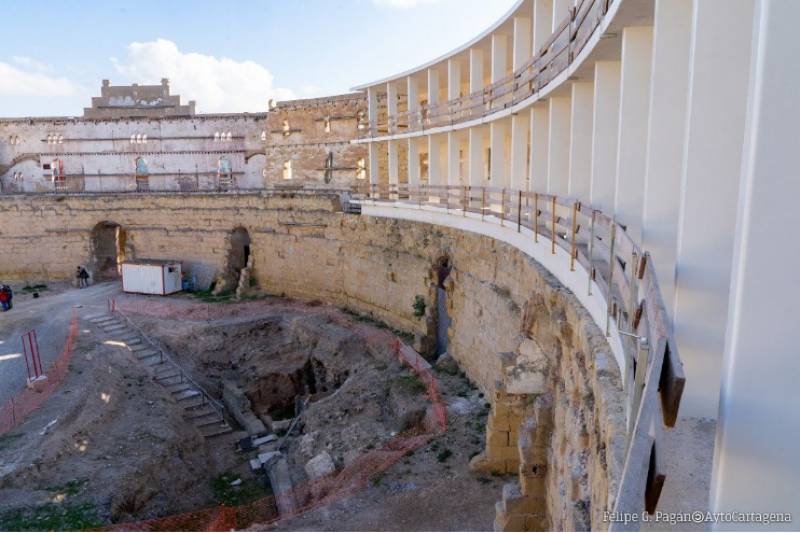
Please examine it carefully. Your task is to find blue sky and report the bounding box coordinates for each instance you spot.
[0,0,516,117]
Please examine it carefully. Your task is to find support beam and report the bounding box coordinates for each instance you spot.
[533,0,554,54]
[547,96,571,195]
[388,140,399,186]
[513,17,532,71]
[490,120,509,188]
[530,104,549,192]
[427,68,440,106]
[711,2,800,526]
[469,48,485,93]
[614,26,653,243]
[408,138,420,186]
[367,86,378,136]
[568,81,594,201]
[468,126,487,186]
[673,0,755,418]
[447,59,462,100]
[491,34,508,82]
[590,61,621,213]
[428,134,443,185]
[510,109,531,190]
[642,0,692,316]
[386,82,398,134]
[368,141,380,185]
[447,131,461,186]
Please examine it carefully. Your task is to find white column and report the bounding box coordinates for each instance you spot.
[510,109,531,190]
[408,138,420,186]
[513,17,532,71]
[490,120,509,187]
[367,86,378,136]
[533,0,554,54]
[388,140,399,186]
[386,82,397,134]
[428,134,443,185]
[491,34,508,82]
[552,0,571,30]
[641,0,692,316]
[468,126,486,186]
[427,68,440,106]
[368,142,380,185]
[568,81,593,201]
[673,0,755,418]
[469,48,484,93]
[547,96,571,195]
[530,104,549,192]
[447,131,461,185]
[589,61,620,213]
[447,59,462,100]
[614,26,653,243]
[711,2,800,526]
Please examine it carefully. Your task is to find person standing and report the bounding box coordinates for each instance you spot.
[79,267,90,288]
[0,286,9,312]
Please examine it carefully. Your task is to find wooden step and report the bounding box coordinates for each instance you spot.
[185,405,216,420]
[175,389,201,402]
[168,383,194,395]
[140,354,163,367]
[195,414,225,428]
[135,349,159,359]
[200,423,233,438]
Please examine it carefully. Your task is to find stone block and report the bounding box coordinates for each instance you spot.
[487,429,509,448]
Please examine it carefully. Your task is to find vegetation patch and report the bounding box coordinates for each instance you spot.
[21,283,48,293]
[393,371,426,395]
[412,295,426,317]
[192,289,234,304]
[0,503,102,531]
[210,472,270,506]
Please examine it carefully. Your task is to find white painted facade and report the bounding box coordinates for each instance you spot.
[353,0,799,526]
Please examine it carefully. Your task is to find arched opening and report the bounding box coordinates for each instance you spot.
[134,157,149,192]
[230,227,251,275]
[435,255,452,356]
[215,226,253,295]
[91,221,127,280]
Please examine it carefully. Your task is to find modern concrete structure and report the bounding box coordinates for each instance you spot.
[353,0,800,529]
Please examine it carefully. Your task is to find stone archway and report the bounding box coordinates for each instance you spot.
[91,221,127,280]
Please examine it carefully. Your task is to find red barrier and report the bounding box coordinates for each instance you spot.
[0,310,79,436]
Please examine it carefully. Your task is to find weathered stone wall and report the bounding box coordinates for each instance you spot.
[263,94,367,186]
[0,113,267,192]
[0,193,624,530]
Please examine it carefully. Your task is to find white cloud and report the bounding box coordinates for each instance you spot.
[112,39,294,113]
[0,61,82,97]
[372,0,442,8]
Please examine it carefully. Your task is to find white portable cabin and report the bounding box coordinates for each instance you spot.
[121,260,182,295]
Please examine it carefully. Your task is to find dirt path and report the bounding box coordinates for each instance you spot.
[0,282,121,406]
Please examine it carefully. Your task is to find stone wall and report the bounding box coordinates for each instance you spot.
[0,113,267,192]
[264,94,367,186]
[0,193,624,530]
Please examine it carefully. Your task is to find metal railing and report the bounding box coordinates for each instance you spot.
[363,0,611,137]
[351,181,684,521]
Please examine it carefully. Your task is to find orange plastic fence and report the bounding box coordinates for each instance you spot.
[0,310,79,436]
[106,298,448,532]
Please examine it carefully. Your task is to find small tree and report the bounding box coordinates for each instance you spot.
[412,295,426,317]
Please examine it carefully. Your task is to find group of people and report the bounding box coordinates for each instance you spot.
[76,266,90,288]
[0,285,13,311]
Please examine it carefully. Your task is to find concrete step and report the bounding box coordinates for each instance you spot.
[168,383,193,395]
[149,362,170,375]
[194,414,225,428]
[200,423,234,439]
[135,349,159,359]
[87,314,113,321]
[103,325,127,333]
[185,405,217,420]
[155,364,179,377]
[175,389,201,402]
[139,354,164,367]
[182,396,209,411]
[159,374,185,386]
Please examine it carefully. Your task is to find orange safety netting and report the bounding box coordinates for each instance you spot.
[0,310,79,436]
[104,297,448,532]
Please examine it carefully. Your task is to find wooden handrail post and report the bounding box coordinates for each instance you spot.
[462,185,467,217]
[606,221,617,336]
[570,201,578,271]
[500,188,506,226]
[517,190,522,232]
[481,187,486,221]
[588,210,596,296]
[534,193,539,243]
[551,196,557,255]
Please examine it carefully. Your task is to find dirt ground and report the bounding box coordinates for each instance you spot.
[125,294,509,531]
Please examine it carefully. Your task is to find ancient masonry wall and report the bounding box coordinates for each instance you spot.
[0,114,267,192]
[263,94,368,186]
[0,193,625,530]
